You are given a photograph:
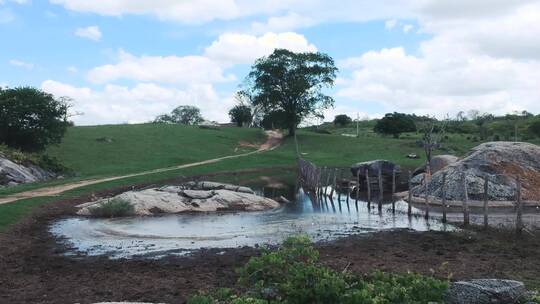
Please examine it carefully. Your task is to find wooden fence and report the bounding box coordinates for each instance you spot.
[297,158,535,234]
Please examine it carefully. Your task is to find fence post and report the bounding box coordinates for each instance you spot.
[337,168,343,202]
[463,172,470,226]
[407,170,412,217]
[378,166,383,210]
[355,170,360,204]
[324,167,331,197]
[483,175,489,229]
[442,172,447,223]
[424,174,430,219]
[391,168,396,213]
[516,176,523,234]
[329,168,337,198]
[366,169,371,207]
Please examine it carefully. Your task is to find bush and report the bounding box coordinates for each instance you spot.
[89,198,134,218]
[0,144,69,174]
[0,87,69,152]
[374,113,416,138]
[188,236,448,304]
[333,114,352,127]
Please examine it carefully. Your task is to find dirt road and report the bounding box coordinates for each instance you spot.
[0,130,283,205]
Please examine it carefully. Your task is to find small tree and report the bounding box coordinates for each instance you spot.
[229,105,252,127]
[242,49,337,136]
[171,105,203,125]
[153,114,174,124]
[416,116,449,175]
[529,120,540,138]
[333,114,352,127]
[0,87,70,152]
[373,112,416,138]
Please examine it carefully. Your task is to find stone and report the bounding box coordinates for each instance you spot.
[411,142,540,202]
[76,185,280,216]
[410,173,426,187]
[184,181,255,194]
[413,154,459,175]
[350,160,400,178]
[0,154,55,186]
[445,279,527,304]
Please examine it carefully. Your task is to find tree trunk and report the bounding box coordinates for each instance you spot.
[288,125,296,136]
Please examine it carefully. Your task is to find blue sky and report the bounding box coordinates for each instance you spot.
[1,1,539,125]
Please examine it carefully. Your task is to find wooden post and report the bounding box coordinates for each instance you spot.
[463,172,470,226]
[391,168,396,213]
[424,174,430,219]
[516,177,523,234]
[329,168,337,198]
[366,169,371,207]
[407,170,412,216]
[441,172,447,223]
[337,168,342,202]
[355,170,360,204]
[483,175,489,229]
[378,166,383,210]
[324,167,331,197]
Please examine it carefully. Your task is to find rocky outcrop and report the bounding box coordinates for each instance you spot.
[445,279,528,304]
[411,142,540,201]
[76,182,280,216]
[0,154,55,187]
[351,160,400,192]
[413,154,459,175]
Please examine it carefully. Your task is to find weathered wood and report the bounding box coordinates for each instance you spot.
[366,169,371,207]
[463,172,470,226]
[441,172,447,223]
[337,169,343,202]
[424,174,430,219]
[483,175,489,229]
[378,166,383,210]
[355,170,360,204]
[516,176,523,234]
[329,168,337,197]
[407,170,412,216]
[391,168,396,213]
[324,167,331,196]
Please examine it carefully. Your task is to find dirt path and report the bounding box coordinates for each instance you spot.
[0,130,283,205]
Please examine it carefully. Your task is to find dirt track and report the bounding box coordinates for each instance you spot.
[0,130,283,205]
[1,169,539,304]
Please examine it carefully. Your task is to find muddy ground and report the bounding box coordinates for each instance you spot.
[1,170,540,304]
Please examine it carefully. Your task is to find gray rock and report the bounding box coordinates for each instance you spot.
[185,181,255,194]
[0,155,55,186]
[445,279,527,304]
[410,173,426,187]
[413,154,459,176]
[411,142,540,201]
[350,160,400,177]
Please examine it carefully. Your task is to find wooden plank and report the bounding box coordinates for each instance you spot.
[355,169,360,204]
[407,170,412,216]
[378,166,383,210]
[366,169,371,207]
[324,167,330,197]
[441,172,447,223]
[391,168,396,213]
[329,168,337,198]
[483,175,489,229]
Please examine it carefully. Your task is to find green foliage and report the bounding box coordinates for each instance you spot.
[529,120,540,137]
[229,105,253,127]
[154,105,204,125]
[88,198,134,218]
[243,49,337,136]
[189,236,448,304]
[374,113,416,138]
[0,144,69,174]
[333,114,352,127]
[0,87,69,152]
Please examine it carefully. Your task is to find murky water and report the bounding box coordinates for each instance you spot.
[51,181,455,259]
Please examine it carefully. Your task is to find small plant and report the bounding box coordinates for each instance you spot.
[89,198,134,218]
[188,236,448,304]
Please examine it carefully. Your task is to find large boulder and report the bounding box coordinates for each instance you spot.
[413,154,459,176]
[445,279,527,304]
[0,154,55,187]
[350,160,400,178]
[411,142,540,201]
[76,184,280,216]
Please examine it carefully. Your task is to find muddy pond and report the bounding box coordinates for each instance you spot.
[51,173,461,259]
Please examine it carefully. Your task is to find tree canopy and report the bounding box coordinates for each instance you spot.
[333,114,352,127]
[0,87,70,152]
[229,104,252,127]
[154,105,204,125]
[242,49,337,136]
[373,112,416,138]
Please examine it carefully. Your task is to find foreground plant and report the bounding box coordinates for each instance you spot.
[188,235,448,304]
[88,198,134,218]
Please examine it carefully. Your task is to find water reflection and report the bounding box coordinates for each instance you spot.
[51,185,452,259]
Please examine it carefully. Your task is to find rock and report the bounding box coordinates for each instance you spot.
[184,181,255,194]
[411,142,540,201]
[410,173,426,187]
[413,155,459,175]
[0,155,55,186]
[350,160,400,177]
[407,153,419,159]
[76,186,280,216]
[445,279,527,304]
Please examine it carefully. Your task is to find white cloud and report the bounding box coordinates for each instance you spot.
[41,80,235,125]
[384,19,397,29]
[9,59,33,69]
[250,12,315,33]
[204,32,317,65]
[75,25,102,41]
[88,50,235,84]
[402,24,413,33]
[67,66,78,73]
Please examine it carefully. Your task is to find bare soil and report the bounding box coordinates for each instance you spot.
[1,169,540,304]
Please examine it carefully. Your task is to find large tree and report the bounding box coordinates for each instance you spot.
[154,105,204,125]
[229,104,252,127]
[242,49,337,136]
[0,87,70,152]
[373,112,416,138]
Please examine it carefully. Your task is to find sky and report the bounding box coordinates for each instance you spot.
[1,0,539,126]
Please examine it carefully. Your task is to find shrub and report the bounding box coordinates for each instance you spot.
[374,113,416,138]
[333,114,352,127]
[188,236,448,304]
[89,198,134,218]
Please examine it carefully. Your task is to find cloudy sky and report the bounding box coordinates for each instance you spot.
[1,0,539,125]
